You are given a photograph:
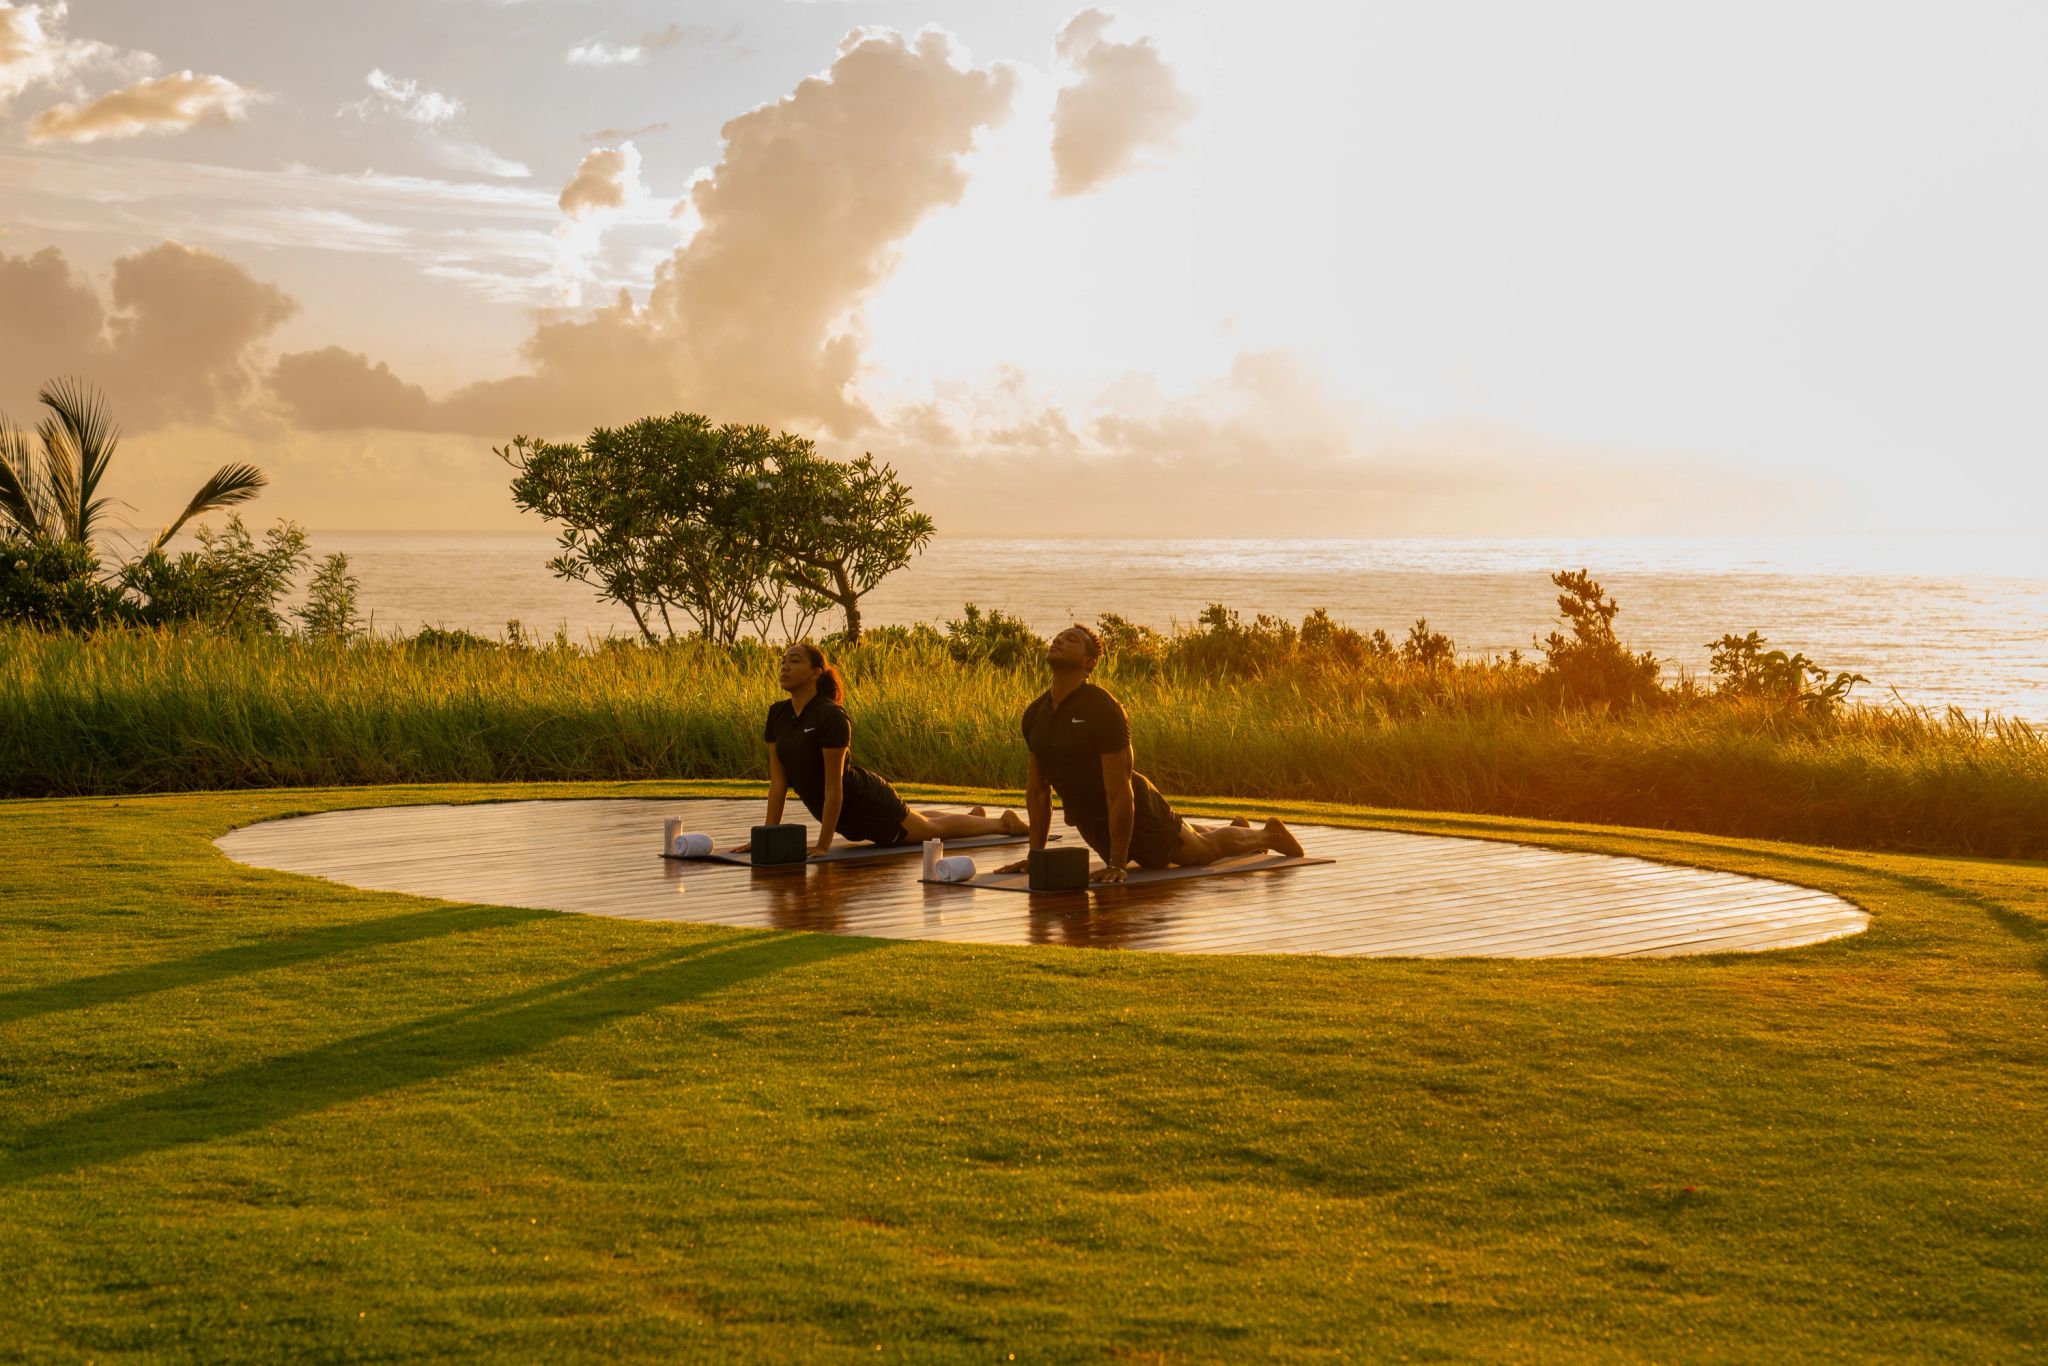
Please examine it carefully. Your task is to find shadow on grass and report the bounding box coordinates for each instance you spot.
[0,930,882,1187]
[0,904,555,1027]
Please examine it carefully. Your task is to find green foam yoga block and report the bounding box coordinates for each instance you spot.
[1028,846,1091,891]
[751,824,809,865]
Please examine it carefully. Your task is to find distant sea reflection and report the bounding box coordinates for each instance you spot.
[244,533,2048,722]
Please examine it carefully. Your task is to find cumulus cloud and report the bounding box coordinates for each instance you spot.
[1050,8,1196,197]
[275,28,1018,438]
[27,69,263,143]
[0,240,296,429]
[342,68,530,178]
[268,348,437,433]
[0,1,132,111]
[550,140,648,304]
[557,142,641,218]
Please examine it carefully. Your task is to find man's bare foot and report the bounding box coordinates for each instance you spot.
[1263,818,1304,859]
[999,808,1027,835]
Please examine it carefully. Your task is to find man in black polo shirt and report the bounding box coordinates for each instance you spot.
[995,623,1305,884]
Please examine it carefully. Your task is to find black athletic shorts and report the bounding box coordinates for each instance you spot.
[829,780,913,847]
[1075,771,1186,870]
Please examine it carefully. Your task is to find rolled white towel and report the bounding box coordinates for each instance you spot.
[931,855,977,883]
[671,831,715,858]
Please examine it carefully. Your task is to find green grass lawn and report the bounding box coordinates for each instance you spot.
[1,783,2044,1362]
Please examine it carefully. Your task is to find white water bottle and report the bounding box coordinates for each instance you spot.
[921,838,944,880]
[662,817,682,856]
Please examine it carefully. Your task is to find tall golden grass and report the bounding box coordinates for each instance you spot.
[4,626,2043,858]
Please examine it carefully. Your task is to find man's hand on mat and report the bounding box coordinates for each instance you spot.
[992,858,1028,875]
[1092,863,1129,884]
[725,843,751,854]
[809,843,834,859]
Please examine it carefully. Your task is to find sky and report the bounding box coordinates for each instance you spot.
[1,0,2044,542]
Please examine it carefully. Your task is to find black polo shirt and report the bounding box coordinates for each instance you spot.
[1021,682,1132,834]
[763,694,890,822]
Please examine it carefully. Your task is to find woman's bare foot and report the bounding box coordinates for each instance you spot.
[969,805,987,817]
[1263,818,1304,859]
[999,808,1026,835]
[1230,815,1251,828]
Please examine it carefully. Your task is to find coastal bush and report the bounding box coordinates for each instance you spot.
[1539,568,1662,706]
[0,539,123,630]
[3,622,2044,860]
[294,552,365,642]
[1401,618,1456,670]
[117,516,310,633]
[1708,629,1868,716]
[943,604,1044,669]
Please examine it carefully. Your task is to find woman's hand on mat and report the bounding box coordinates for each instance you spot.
[991,858,1028,875]
[1092,863,1129,884]
[725,843,751,854]
[809,842,834,859]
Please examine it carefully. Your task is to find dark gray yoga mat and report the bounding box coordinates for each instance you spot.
[934,850,1334,893]
[667,830,1042,867]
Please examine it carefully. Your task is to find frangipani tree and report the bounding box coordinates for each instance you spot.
[500,413,933,646]
[768,448,934,645]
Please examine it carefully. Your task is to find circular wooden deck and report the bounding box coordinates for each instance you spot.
[215,798,1867,958]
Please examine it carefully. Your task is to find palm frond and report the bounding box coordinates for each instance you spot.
[0,415,53,540]
[147,462,269,554]
[36,376,119,544]
[37,411,82,542]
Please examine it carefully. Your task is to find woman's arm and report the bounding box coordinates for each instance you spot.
[1096,746,1136,883]
[766,746,788,826]
[731,746,790,852]
[814,746,848,855]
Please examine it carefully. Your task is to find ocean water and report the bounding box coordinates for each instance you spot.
[275,532,2048,721]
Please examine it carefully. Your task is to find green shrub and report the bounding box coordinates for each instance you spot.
[118,516,309,633]
[1540,569,1661,706]
[295,552,364,642]
[1708,630,1867,716]
[944,604,1045,669]
[0,539,123,631]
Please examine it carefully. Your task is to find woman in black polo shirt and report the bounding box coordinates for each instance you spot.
[995,623,1304,884]
[735,641,1027,857]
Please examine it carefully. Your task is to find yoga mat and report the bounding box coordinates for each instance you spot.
[938,850,1334,894]
[666,830,1045,866]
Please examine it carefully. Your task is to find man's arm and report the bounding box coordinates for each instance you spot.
[1026,752,1052,849]
[1097,745,1135,882]
[995,753,1053,875]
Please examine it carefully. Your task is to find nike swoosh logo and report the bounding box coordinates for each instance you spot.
[803,727,815,733]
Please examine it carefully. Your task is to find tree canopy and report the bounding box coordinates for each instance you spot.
[498,414,932,644]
